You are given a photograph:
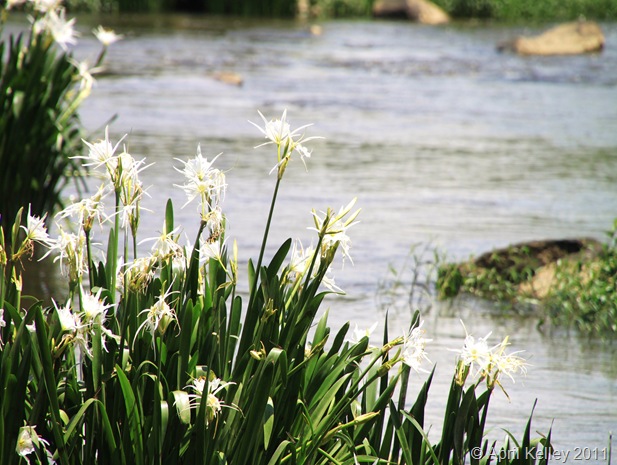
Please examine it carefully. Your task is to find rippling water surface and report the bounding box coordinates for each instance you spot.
[8,13,617,461]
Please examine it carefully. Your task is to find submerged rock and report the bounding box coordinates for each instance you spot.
[212,71,244,86]
[498,21,605,56]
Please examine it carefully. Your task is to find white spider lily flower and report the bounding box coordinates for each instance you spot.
[348,322,380,352]
[116,203,138,232]
[69,59,103,95]
[116,150,149,186]
[16,425,50,458]
[400,322,432,373]
[73,287,119,356]
[115,152,150,236]
[174,146,226,218]
[310,197,361,265]
[122,256,157,294]
[349,322,379,345]
[43,226,88,284]
[81,287,114,325]
[136,291,178,347]
[321,265,344,293]
[141,226,184,262]
[203,206,225,240]
[451,321,528,391]
[93,25,123,46]
[45,7,79,51]
[249,109,323,178]
[31,0,62,13]
[285,239,343,294]
[78,127,127,179]
[198,237,225,263]
[185,376,236,424]
[287,239,315,281]
[22,205,54,247]
[53,299,81,332]
[492,346,528,383]
[56,184,110,233]
[14,206,54,262]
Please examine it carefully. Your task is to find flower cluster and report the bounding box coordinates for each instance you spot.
[79,127,148,235]
[452,322,528,395]
[377,321,432,376]
[53,287,118,359]
[174,145,227,235]
[7,0,123,99]
[185,375,236,425]
[311,197,361,266]
[136,289,179,349]
[10,206,54,263]
[284,239,340,294]
[250,109,323,179]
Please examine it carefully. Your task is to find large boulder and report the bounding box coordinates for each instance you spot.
[498,21,605,56]
[406,0,450,24]
[373,0,450,25]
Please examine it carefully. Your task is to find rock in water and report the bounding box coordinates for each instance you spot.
[373,0,450,25]
[498,21,605,56]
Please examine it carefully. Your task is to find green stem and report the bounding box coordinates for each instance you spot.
[249,175,282,306]
[110,190,121,303]
[154,349,163,465]
[86,229,94,291]
[182,220,207,305]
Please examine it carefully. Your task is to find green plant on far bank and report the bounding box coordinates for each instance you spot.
[436,248,537,304]
[0,111,550,464]
[543,227,617,334]
[0,0,122,238]
[436,237,617,334]
[432,0,617,21]
[308,0,373,18]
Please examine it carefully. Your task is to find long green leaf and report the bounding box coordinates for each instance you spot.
[33,305,70,465]
[116,365,145,465]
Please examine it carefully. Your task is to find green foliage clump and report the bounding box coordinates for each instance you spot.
[0,12,82,232]
[310,0,373,18]
[436,235,617,335]
[545,246,617,334]
[433,0,617,21]
[436,246,538,303]
[0,2,119,237]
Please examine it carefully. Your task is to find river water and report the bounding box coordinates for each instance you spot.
[8,13,617,461]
